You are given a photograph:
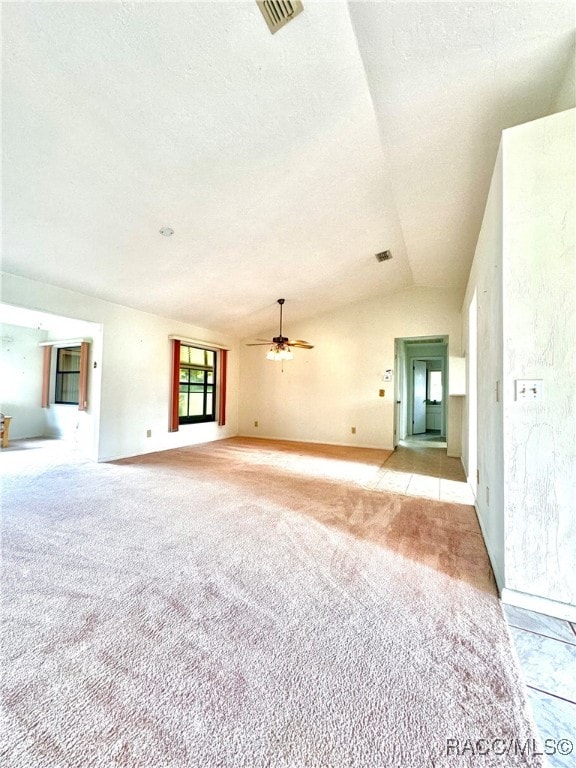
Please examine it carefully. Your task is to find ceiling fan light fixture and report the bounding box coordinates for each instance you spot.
[266,344,293,361]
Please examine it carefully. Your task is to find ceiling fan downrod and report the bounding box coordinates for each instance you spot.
[273,299,288,344]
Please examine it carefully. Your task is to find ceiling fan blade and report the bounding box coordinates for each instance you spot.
[287,340,314,349]
[247,303,315,353]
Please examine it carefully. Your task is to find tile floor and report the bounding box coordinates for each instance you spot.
[504,604,576,767]
[402,432,447,448]
[364,444,475,504]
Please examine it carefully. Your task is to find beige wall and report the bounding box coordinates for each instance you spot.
[239,286,463,453]
[1,273,240,461]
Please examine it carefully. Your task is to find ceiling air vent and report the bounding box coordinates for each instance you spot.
[257,1,303,34]
[375,250,392,262]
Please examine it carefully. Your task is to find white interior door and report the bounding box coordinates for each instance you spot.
[413,360,427,434]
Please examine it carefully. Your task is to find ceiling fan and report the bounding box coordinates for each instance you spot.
[247,299,314,361]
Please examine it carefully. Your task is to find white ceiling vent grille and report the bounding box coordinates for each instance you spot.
[257,1,303,34]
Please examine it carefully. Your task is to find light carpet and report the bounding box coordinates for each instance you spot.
[1,437,542,767]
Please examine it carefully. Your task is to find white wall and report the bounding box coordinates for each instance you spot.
[461,144,505,588]
[502,109,575,610]
[461,109,575,617]
[1,273,240,461]
[552,42,575,113]
[0,324,47,439]
[239,286,462,453]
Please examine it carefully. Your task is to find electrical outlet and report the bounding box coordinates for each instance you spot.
[254,420,258,428]
[379,389,385,397]
[146,429,152,438]
[351,427,356,434]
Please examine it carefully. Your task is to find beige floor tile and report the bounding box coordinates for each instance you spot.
[439,478,474,504]
[375,469,412,494]
[406,473,440,500]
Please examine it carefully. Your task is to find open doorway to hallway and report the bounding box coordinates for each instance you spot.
[394,335,448,449]
[0,304,102,460]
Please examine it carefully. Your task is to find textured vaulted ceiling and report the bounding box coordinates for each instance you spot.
[2,2,574,337]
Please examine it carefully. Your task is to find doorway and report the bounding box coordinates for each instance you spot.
[0,303,102,460]
[394,336,448,449]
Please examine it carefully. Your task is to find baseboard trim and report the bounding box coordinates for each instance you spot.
[237,434,393,451]
[98,432,237,463]
[472,500,504,593]
[501,588,576,622]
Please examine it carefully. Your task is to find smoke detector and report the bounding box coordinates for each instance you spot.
[257,1,303,34]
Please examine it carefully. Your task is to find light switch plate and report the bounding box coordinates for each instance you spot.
[515,379,543,401]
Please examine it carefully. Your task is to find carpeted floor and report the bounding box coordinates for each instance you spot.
[1,437,542,766]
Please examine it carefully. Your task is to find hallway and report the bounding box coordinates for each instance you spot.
[401,432,447,448]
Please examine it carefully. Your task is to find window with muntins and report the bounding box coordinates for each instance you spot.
[179,345,216,423]
[55,346,81,404]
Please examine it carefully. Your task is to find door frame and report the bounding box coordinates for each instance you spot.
[393,335,449,444]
